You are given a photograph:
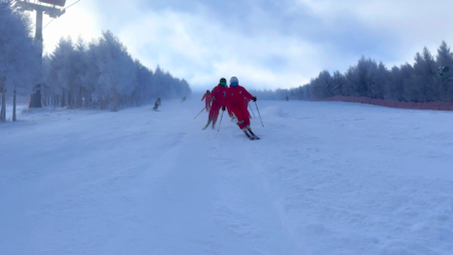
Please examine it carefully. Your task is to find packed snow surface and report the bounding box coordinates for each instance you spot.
[1,98,453,255]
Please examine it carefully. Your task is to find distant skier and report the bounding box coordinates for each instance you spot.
[153,98,161,111]
[222,76,259,140]
[203,78,228,130]
[201,90,212,112]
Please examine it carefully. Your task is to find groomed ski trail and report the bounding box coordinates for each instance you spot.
[2,97,453,254]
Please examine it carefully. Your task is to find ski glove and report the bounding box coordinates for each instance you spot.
[222,106,226,111]
[252,97,257,102]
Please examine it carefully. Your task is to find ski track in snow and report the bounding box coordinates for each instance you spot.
[1,98,453,255]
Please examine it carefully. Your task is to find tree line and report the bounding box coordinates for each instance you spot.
[0,0,191,121]
[289,41,453,102]
[42,32,191,111]
[250,42,453,103]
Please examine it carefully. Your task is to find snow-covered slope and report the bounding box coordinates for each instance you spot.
[1,98,453,255]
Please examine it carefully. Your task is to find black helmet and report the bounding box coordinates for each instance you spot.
[219,77,227,87]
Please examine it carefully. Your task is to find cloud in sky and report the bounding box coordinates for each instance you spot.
[39,0,453,91]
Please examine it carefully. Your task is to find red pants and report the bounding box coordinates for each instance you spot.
[205,100,211,112]
[230,106,250,129]
[209,103,222,121]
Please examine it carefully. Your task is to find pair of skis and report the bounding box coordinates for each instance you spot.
[244,128,260,140]
[200,102,262,140]
[202,119,216,130]
[203,124,260,140]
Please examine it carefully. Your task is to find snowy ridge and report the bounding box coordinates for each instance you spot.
[1,98,453,255]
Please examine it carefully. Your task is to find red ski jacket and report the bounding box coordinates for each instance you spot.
[225,85,254,110]
[210,84,228,108]
[201,92,211,101]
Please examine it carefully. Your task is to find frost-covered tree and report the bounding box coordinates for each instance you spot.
[132,61,151,106]
[46,37,75,107]
[0,1,40,121]
[436,41,453,101]
[331,71,347,96]
[152,66,167,98]
[71,37,89,107]
[384,64,412,101]
[95,30,137,111]
[345,56,380,98]
[83,41,100,106]
[179,78,191,98]
[406,48,438,102]
[436,41,453,68]
[311,70,333,99]
[366,61,389,99]
[42,30,191,110]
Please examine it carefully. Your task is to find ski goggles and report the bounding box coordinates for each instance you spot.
[220,81,227,86]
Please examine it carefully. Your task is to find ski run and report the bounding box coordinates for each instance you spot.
[1,97,453,255]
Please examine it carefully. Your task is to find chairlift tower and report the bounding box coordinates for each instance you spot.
[13,0,67,107]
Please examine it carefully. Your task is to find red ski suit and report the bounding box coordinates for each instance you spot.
[209,84,228,121]
[201,92,212,112]
[225,85,254,130]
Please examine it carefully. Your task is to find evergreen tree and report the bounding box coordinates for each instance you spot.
[0,1,40,121]
[47,37,74,107]
[436,41,453,101]
[312,70,333,99]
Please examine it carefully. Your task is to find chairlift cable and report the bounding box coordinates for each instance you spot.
[63,0,80,10]
[43,18,55,29]
[43,0,81,30]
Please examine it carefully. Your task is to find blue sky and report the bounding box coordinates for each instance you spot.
[39,0,453,91]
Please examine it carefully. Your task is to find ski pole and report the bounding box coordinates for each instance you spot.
[255,102,264,127]
[193,106,206,119]
[248,104,256,118]
[217,109,224,132]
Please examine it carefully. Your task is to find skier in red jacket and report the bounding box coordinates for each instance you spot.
[201,90,212,112]
[222,76,259,139]
[203,78,228,130]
